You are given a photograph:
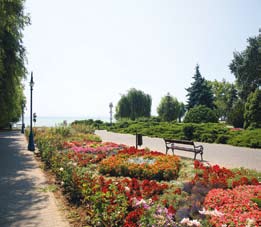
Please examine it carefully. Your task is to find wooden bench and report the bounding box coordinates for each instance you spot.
[164,139,204,161]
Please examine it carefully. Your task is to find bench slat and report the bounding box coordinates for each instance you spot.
[164,139,194,145]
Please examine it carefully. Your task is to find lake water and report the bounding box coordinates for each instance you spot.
[19,116,109,127]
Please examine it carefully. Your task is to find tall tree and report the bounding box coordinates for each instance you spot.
[209,79,238,120]
[0,0,29,127]
[244,88,261,129]
[229,35,261,101]
[186,65,215,110]
[115,88,152,120]
[157,93,180,122]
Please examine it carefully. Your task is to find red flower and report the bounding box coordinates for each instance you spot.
[168,205,176,215]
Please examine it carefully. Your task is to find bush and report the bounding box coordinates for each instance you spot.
[227,100,245,128]
[200,133,216,143]
[183,124,195,140]
[228,128,261,148]
[183,105,218,123]
[215,135,230,144]
[244,89,261,129]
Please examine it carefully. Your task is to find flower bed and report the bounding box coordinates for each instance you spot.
[99,147,181,181]
[31,127,261,227]
[204,185,261,227]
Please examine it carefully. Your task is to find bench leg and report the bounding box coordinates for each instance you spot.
[194,152,197,160]
[200,152,203,161]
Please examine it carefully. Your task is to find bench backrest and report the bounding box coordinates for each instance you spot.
[164,139,194,146]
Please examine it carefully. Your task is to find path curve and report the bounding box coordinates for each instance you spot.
[0,131,70,227]
[96,130,261,171]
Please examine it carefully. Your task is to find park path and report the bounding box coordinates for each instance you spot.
[0,131,70,227]
[96,130,261,171]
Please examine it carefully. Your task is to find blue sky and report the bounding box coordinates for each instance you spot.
[23,0,261,120]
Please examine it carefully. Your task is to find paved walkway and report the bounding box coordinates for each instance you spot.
[96,130,261,171]
[0,131,70,227]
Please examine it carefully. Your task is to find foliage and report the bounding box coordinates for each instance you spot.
[183,124,195,140]
[178,102,186,123]
[227,99,245,128]
[0,0,30,127]
[115,88,152,120]
[76,118,261,148]
[244,89,261,129]
[157,93,183,122]
[186,65,215,110]
[183,105,218,123]
[228,128,261,148]
[229,35,261,101]
[209,79,238,120]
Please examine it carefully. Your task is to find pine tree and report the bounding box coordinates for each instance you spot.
[186,65,215,110]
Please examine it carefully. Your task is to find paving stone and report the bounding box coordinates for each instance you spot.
[0,131,70,227]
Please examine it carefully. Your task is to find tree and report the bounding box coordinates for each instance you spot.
[208,79,238,120]
[115,88,152,120]
[0,0,29,127]
[177,102,186,123]
[229,35,261,101]
[157,93,180,122]
[244,88,261,129]
[183,105,218,123]
[227,100,245,128]
[186,65,215,110]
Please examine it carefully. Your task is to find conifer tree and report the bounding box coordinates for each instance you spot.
[186,65,215,110]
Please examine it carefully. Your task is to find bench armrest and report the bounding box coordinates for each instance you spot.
[194,145,203,150]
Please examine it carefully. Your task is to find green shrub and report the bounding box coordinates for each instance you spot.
[227,100,244,128]
[183,124,195,140]
[244,89,261,129]
[228,129,261,148]
[200,133,216,143]
[215,135,230,144]
[184,105,218,123]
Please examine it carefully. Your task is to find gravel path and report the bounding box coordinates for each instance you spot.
[0,131,70,227]
[96,130,261,171]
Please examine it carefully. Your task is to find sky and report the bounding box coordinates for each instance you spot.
[23,0,261,120]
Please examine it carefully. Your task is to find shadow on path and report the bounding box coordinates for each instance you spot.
[0,131,48,227]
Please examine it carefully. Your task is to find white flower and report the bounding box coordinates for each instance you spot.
[199,207,223,217]
[180,218,190,224]
[59,167,64,171]
[180,218,201,226]
[61,181,64,186]
[191,220,201,227]
[246,218,256,227]
[125,186,130,192]
[135,199,147,207]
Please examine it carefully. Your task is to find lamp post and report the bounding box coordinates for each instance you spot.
[109,102,113,126]
[21,101,25,134]
[28,72,35,151]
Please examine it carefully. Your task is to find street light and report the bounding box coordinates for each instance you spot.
[21,101,25,134]
[28,72,35,151]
